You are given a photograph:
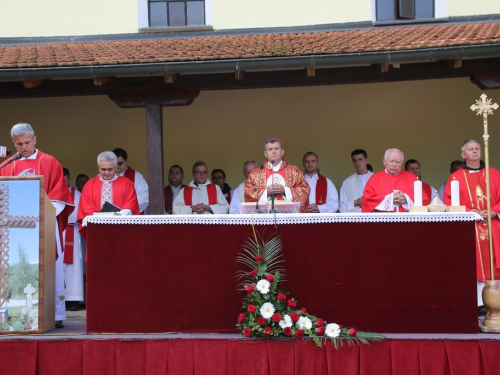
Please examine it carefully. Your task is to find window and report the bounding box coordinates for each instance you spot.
[374,0,447,23]
[149,0,205,27]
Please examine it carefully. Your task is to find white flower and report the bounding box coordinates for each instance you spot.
[256,279,271,294]
[297,316,312,330]
[260,302,275,319]
[279,314,293,329]
[325,323,341,338]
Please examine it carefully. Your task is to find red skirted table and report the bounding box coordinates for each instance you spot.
[84,212,479,334]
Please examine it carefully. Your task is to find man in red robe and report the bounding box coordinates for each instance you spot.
[363,148,427,212]
[77,151,140,241]
[245,138,310,213]
[444,140,500,306]
[0,123,74,328]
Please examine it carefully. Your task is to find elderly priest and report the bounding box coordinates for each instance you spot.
[363,148,427,212]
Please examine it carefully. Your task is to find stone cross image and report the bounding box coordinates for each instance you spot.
[0,182,38,310]
[24,283,35,309]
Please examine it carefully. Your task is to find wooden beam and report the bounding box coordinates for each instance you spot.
[146,103,165,215]
[107,87,200,108]
[23,79,43,89]
[445,59,463,68]
[235,70,245,80]
[305,67,316,77]
[470,71,500,90]
[164,74,177,83]
[93,76,110,86]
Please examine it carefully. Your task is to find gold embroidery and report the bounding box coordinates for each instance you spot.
[479,224,489,241]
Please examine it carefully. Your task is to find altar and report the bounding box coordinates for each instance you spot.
[84,212,480,334]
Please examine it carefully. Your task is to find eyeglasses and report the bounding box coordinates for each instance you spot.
[194,171,208,175]
[100,168,115,172]
[117,161,125,166]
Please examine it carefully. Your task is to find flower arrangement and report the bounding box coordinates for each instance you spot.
[235,231,383,348]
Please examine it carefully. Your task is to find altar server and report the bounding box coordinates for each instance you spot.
[339,149,373,213]
[302,152,338,213]
[1,123,74,328]
[229,161,258,214]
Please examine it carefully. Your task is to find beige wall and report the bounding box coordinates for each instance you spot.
[0,77,498,194]
[1,0,499,38]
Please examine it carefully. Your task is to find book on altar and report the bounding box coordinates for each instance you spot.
[240,201,300,214]
[93,201,122,216]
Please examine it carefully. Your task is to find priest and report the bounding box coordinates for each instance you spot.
[244,138,310,213]
[363,148,427,212]
[77,151,140,240]
[444,139,500,305]
[1,123,74,328]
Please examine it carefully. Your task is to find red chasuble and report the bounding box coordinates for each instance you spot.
[362,170,426,212]
[422,182,432,205]
[77,175,140,239]
[444,168,500,281]
[0,150,74,256]
[244,159,310,213]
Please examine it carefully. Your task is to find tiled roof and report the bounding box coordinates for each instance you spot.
[0,22,499,69]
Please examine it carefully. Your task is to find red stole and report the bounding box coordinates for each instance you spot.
[165,184,185,213]
[265,169,287,201]
[184,184,217,206]
[316,174,327,205]
[123,167,136,184]
[64,187,76,264]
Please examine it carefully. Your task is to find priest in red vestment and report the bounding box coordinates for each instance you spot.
[0,123,74,328]
[244,138,310,213]
[77,151,140,240]
[363,148,427,212]
[444,140,500,304]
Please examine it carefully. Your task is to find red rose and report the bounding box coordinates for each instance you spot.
[290,312,300,322]
[348,328,357,337]
[283,327,292,336]
[295,329,305,338]
[287,300,297,308]
[246,285,255,293]
[247,304,256,313]
[257,317,266,326]
[238,313,245,323]
[263,327,273,336]
[316,327,325,336]
[244,328,252,337]
[301,307,307,313]
[272,313,282,323]
[278,293,287,302]
[254,256,264,263]
[266,274,274,282]
[338,325,343,329]
[250,269,258,277]
[316,318,324,327]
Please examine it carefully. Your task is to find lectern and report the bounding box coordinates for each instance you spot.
[0,176,55,333]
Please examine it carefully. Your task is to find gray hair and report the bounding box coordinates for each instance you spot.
[461,139,480,152]
[11,123,35,139]
[384,148,404,162]
[97,151,117,166]
[243,160,258,169]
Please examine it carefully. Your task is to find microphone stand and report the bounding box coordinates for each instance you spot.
[270,160,276,214]
[254,165,264,214]
[0,154,21,171]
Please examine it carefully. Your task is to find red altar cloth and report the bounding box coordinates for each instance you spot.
[86,219,477,334]
[2,339,500,375]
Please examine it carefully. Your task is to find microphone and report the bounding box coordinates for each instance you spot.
[0,147,11,157]
[271,160,276,213]
[0,153,21,171]
[254,165,264,213]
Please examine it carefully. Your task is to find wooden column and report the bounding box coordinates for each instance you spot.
[146,103,164,214]
[108,86,199,215]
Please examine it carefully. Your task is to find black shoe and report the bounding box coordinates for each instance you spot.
[55,321,64,329]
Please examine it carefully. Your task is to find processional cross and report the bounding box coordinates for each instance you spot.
[0,182,38,310]
[470,93,499,280]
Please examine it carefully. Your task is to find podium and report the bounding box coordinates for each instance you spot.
[0,176,55,333]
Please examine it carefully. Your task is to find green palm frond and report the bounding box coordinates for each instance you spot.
[235,231,287,288]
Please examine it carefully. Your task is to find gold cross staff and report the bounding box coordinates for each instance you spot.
[470,94,499,280]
